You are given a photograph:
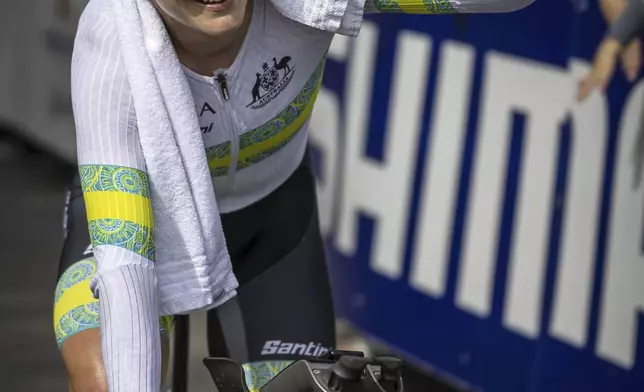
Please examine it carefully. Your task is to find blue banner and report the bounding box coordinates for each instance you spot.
[309,0,644,390]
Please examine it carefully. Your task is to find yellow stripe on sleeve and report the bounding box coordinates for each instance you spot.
[53,279,97,327]
[83,191,153,229]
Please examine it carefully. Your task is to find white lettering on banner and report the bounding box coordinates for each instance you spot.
[336,28,429,279]
[456,53,571,339]
[549,61,607,348]
[310,34,350,237]
[499,56,572,339]
[335,22,378,257]
[597,81,644,370]
[310,28,643,370]
[327,34,351,61]
[410,41,476,297]
[309,89,342,236]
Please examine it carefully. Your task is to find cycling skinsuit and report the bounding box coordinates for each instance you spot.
[53,0,534,389]
[55,0,333,389]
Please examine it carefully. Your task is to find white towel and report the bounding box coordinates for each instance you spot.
[108,0,239,316]
[268,0,366,36]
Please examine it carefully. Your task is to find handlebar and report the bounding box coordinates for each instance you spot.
[203,350,404,392]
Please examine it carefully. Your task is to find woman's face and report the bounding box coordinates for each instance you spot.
[153,0,249,37]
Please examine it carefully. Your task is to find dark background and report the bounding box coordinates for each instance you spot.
[0,129,73,391]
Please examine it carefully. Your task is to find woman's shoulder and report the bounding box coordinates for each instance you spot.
[71,0,132,115]
[72,0,125,79]
[74,0,119,54]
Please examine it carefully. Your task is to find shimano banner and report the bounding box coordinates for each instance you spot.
[309,0,644,390]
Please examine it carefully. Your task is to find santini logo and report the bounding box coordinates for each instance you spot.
[260,340,332,357]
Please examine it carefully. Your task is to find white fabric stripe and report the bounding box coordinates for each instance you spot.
[96,266,160,392]
[73,16,142,169]
[96,272,114,389]
[91,22,115,167]
[93,246,153,282]
[74,18,110,163]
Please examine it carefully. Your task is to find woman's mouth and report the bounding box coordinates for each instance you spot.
[192,0,232,11]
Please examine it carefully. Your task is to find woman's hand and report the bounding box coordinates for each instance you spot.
[577,38,622,101]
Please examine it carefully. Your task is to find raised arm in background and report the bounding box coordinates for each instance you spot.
[365,0,535,14]
[578,0,644,100]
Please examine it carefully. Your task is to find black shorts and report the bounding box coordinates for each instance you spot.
[53,155,336,385]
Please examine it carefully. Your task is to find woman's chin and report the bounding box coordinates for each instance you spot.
[187,0,247,36]
[195,15,245,36]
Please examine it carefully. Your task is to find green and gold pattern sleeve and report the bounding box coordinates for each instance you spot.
[80,165,155,262]
[365,0,535,14]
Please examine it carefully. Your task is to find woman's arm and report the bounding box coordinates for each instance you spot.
[365,0,535,14]
[71,11,161,392]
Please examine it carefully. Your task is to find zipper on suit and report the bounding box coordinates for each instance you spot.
[214,73,239,188]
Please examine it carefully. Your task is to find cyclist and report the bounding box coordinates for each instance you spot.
[55,0,535,391]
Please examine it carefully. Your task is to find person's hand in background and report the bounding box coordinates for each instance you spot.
[577,37,622,101]
[577,0,643,101]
